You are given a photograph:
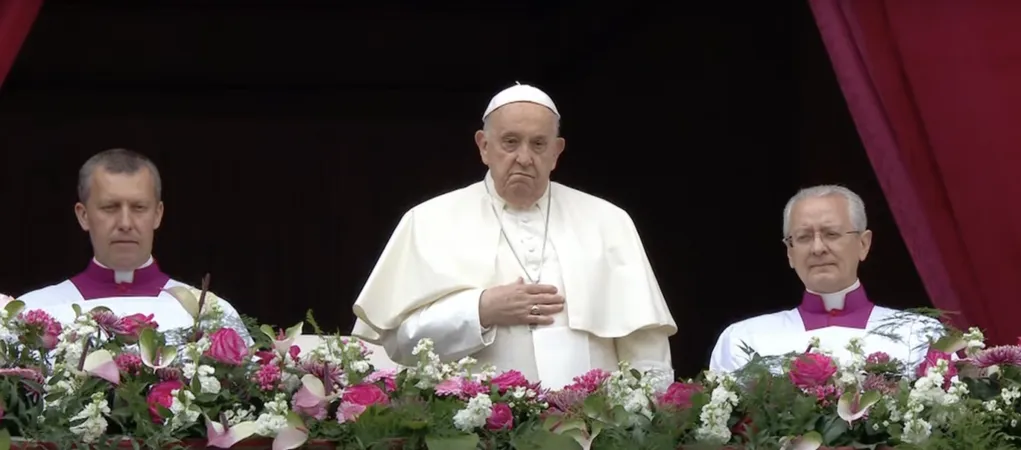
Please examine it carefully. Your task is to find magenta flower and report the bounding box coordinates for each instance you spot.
[971,345,1021,369]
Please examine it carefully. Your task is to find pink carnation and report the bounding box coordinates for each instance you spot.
[20,310,61,350]
[114,353,143,375]
[254,364,282,391]
[435,377,488,400]
[865,351,891,365]
[788,353,838,389]
[564,368,610,393]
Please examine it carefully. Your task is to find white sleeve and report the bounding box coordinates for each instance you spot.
[378,288,496,366]
[708,324,747,373]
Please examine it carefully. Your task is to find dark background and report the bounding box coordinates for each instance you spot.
[0,1,931,377]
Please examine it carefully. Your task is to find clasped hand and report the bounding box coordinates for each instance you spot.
[479,277,565,328]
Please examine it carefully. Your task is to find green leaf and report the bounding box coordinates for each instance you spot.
[821,415,849,444]
[400,419,429,430]
[3,301,24,322]
[511,429,584,450]
[931,334,967,354]
[0,428,9,450]
[425,433,479,450]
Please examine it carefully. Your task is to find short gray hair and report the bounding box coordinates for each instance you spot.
[782,184,867,237]
[78,148,162,203]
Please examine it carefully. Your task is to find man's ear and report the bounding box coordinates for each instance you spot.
[74,203,89,231]
[475,130,489,164]
[858,229,873,261]
[154,201,164,230]
[551,137,565,170]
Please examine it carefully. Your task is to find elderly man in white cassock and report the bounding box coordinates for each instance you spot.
[708,185,943,373]
[351,83,677,391]
[18,148,252,345]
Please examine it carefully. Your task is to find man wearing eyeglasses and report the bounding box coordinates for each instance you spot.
[708,184,942,373]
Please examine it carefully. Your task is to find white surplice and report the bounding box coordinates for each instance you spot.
[351,172,677,390]
[709,280,943,374]
[18,257,253,346]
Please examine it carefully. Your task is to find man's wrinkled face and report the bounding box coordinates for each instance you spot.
[74,168,164,271]
[475,102,565,209]
[785,195,872,293]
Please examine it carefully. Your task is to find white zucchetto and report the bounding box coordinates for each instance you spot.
[482,82,560,121]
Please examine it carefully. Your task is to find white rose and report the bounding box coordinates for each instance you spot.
[0,293,13,306]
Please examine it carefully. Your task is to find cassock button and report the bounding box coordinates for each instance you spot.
[522,217,530,223]
[116,284,130,293]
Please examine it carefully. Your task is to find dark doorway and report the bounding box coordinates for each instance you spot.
[0,1,929,378]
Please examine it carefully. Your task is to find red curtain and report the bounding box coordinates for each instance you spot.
[0,0,42,90]
[809,0,1021,345]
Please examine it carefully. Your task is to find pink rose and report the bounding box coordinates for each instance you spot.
[204,328,249,366]
[658,382,702,409]
[342,383,389,407]
[788,353,838,388]
[915,348,957,389]
[147,380,183,423]
[491,370,529,393]
[111,313,159,342]
[486,403,514,430]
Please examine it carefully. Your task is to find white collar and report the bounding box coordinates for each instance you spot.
[93,256,154,284]
[806,278,861,311]
[484,171,551,215]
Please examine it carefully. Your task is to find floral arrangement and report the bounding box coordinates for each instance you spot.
[0,286,1021,450]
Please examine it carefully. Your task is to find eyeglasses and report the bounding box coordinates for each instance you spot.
[783,230,861,248]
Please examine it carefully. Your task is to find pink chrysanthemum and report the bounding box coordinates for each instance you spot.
[972,345,1021,369]
[90,309,120,332]
[545,389,589,412]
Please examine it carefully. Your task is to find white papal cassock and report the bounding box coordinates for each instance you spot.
[709,280,943,373]
[351,172,677,390]
[18,257,252,346]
